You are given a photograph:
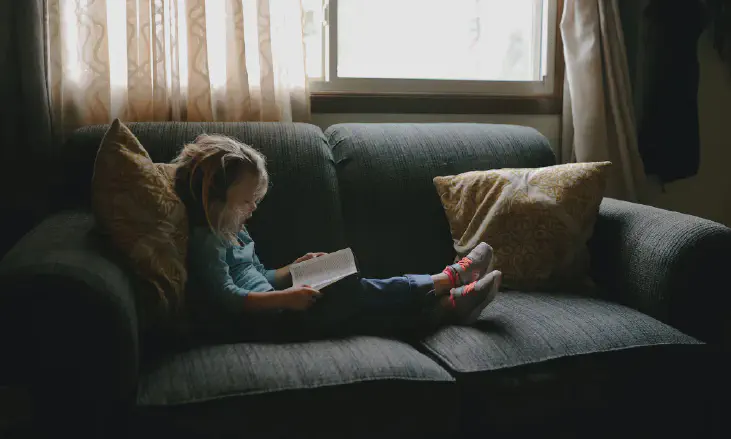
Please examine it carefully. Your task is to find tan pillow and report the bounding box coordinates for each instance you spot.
[92,119,188,307]
[433,162,611,291]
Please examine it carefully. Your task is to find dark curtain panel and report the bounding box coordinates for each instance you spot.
[0,0,54,256]
[635,0,706,184]
[707,0,731,70]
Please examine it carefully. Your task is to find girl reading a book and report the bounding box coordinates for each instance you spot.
[174,134,501,339]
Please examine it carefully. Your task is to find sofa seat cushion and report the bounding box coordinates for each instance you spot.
[422,292,701,374]
[420,292,706,435]
[136,336,457,438]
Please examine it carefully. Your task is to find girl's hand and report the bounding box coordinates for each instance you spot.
[280,285,322,311]
[293,252,327,264]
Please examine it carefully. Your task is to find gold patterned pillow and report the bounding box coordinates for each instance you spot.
[433,162,611,291]
[92,119,188,307]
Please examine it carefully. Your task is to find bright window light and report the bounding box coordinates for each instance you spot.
[304,0,556,95]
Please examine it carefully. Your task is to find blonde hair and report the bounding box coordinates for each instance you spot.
[173,134,268,242]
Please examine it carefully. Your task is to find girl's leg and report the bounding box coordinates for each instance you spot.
[342,275,440,336]
[437,269,502,325]
[354,274,439,311]
[356,270,502,325]
[335,269,501,335]
[442,242,494,287]
[300,241,499,337]
[292,275,442,338]
[349,241,497,316]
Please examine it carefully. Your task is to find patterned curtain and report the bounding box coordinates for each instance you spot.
[46,0,310,138]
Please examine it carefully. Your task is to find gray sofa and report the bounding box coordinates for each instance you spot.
[0,122,727,438]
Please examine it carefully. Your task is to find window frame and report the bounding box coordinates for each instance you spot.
[309,0,565,115]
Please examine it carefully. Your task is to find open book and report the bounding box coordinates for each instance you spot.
[289,248,358,291]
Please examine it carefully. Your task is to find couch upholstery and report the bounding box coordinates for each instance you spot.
[327,123,555,278]
[54,122,348,268]
[590,197,731,344]
[0,122,726,438]
[136,337,457,438]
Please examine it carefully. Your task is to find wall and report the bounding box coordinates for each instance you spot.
[311,113,561,152]
[647,31,731,226]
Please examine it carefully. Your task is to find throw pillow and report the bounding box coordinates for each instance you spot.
[433,162,611,291]
[92,119,188,307]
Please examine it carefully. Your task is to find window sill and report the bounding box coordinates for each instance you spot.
[310,92,562,115]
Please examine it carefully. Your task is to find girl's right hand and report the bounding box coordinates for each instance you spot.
[280,285,322,311]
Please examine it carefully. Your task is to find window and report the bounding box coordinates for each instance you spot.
[302,0,560,97]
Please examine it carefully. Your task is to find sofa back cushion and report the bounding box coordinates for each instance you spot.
[325,123,555,278]
[62,122,346,268]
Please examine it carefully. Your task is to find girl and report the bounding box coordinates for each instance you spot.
[174,134,501,340]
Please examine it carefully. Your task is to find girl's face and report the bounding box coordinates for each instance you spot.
[221,173,263,230]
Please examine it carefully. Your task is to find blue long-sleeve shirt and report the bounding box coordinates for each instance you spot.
[188,227,278,300]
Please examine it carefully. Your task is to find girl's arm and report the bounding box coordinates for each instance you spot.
[190,230,320,312]
[255,253,327,289]
[245,286,321,311]
[250,247,290,289]
[190,231,278,311]
[244,291,287,311]
[271,266,292,288]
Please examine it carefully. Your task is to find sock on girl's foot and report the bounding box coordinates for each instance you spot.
[442,242,494,288]
[449,270,501,325]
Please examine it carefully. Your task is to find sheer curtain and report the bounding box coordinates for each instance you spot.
[560,0,646,201]
[47,0,309,137]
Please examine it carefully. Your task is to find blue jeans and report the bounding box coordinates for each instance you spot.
[200,275,438,342]
[299,274,437,337]
[334,275,435,311]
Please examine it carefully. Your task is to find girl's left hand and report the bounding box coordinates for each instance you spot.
[293,252,327,264]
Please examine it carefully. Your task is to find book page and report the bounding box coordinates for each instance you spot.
[290,248,358,290]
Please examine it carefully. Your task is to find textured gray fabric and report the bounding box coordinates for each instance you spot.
[325,123,556,279]
[4,121,722,437]
[0,210,139,401]
[60,122,346,267]
[421,291,701,374]
[136,337,458,437]
[138,336,453,405]
[590,198,731,344]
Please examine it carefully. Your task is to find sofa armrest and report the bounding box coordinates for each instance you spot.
[0,211,139,406]
[589,198,731,344]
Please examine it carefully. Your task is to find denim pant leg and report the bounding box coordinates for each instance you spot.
[356,275,435,311]
[304,274,436,337]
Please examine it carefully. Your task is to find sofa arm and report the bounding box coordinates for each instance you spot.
[0,211,139,407]
[589,198,731,344]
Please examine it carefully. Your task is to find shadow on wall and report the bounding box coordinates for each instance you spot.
[648,30,731,226]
